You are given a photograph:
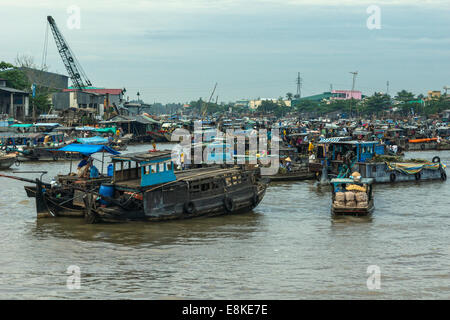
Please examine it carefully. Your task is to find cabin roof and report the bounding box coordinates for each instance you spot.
[175,166,242,181]
[112,151,172,162]
[330,140,378,145]
[330,178,374,184]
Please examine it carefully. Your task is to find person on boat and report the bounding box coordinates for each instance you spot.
[285,157,292,172]
[308,141,314,153]
[44,135,51,146]
[77,155,91,178]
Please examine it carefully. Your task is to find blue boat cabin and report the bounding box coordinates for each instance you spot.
[111,151,177,190]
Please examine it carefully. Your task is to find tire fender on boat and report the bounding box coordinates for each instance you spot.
[415,172,421,180]
[441,171,447,181]
[432,156,440,163]
[420,144,425,150]
[390,172,396,182]
[183,201,196,214]
[224,196,235,212]
[252,192,259,206]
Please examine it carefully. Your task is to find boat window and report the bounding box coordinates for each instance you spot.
[191,183,201,193]
[201,183,210,192]
[144,165,150,175]
[159,163,165,172]
[167,162,172,171]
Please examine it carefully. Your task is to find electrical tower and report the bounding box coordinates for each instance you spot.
[295,72,302,99]
[349,71,358,118]
[47,16,92,91]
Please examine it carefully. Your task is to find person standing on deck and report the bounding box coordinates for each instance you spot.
[77,155,91,178]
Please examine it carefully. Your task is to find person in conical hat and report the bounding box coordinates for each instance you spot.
[351,171,361,181]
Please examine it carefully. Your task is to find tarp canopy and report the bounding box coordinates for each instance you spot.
[55,144,120,156]
[94,127,116,134]
[76,136,109,144]
[75,126,96,131]
[10,124,33,128]
[34,123,60,127]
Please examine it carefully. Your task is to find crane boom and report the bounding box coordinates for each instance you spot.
[47,16,92,90]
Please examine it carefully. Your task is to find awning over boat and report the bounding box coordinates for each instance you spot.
[34,123,60,127]
[331,178,374,185]
[76,136,109,144]
[55,144,120,156]
[10,124,33,128]
[75,126,96,131]
[318,136,351,143]
[94,127,116,134]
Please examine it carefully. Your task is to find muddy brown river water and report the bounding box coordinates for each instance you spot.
[0,144,448,299]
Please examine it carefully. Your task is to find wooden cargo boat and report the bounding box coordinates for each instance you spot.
[81,151,268,223]
[310,140,447,183]
[331,177,374,216]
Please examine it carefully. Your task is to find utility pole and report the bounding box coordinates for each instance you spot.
[386,81,390,95]
[349,71,358,118]
[296,72,302,99]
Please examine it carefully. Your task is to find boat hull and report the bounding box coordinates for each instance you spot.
[0,154,16,169]
[92,183,267,223]
[332,201,374,216]
[263,171,315,182]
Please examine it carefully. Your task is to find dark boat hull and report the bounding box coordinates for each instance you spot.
[92,184,267,223]
[332,201,374,216]
[264,172,315,182]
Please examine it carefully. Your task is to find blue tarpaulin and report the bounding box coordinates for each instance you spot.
[55,144,120,156]
[75,126,96,131]
[76,136,109,144]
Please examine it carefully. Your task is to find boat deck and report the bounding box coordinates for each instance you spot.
[113,167,244,190]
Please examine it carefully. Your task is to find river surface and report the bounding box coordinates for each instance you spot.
[0,144,449,299]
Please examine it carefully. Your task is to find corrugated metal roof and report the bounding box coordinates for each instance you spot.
[63,88,123,95]
[0,87,28,94]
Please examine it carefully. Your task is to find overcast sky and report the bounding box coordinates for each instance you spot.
[2,0,450,103]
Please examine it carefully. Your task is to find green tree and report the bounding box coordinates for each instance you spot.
[395,90,415,102]
[0,61,30,90]
[360,93,391,115]
[286,92,293,101]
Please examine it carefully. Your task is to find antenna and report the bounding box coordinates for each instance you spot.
[349,71,358,117]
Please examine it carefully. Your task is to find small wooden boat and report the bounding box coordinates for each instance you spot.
[330,177,374,216]
[263,166,315,182]
[0,152,17,169]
